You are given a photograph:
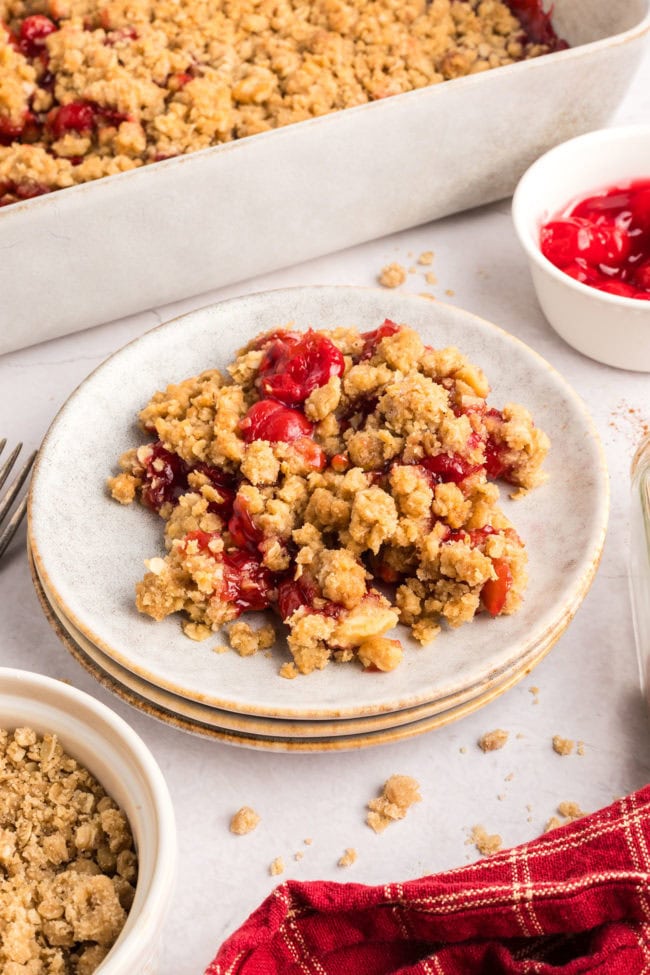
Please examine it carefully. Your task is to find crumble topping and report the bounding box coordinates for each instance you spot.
[0,727,136,975]
[229,807,260,835]
[109,321,550,675]
[552,735,574,756]
[545,801,585,833]
[338,848,357,868]
[478,728,509,752]
[366,774,422,833]
[469,824,502,856]
[378,263,408,289]
[269,857,284,877]
[0,0,566,205]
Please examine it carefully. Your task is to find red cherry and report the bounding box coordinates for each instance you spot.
[194,464,236,518]
[541,218,629,269]
[140,442,188,511]
[420,453,480,484]
[291,437,326,471]
[276,577,315,620]
[481,559,513,617]
[259,330,345,406]
[227,494,263,550]
[19,15,56,56]
[597,280,638,299]
[221,549,272,614]
[632,261,650,293]
[240,399,313,443]
[48,101,96,138]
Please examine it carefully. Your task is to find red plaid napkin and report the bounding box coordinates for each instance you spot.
[206,785,650,975]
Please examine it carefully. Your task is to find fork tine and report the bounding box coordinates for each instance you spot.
[0,450,37,526]
[0,492,28,561]
[0,442,22,493]
[0,439,6,457]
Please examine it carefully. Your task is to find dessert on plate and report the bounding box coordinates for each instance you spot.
[109,321,549,676]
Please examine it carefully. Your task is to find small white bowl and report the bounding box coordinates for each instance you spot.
[0,668,176,975]
[512,125,650,371]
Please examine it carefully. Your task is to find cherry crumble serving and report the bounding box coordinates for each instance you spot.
[109,321,549,676]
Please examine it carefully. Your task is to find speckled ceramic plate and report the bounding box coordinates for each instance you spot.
[28,286,609,721]
[31,545,569,740]
[30,548,558,752]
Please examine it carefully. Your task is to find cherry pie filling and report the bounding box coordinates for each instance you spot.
[110,320,549,674]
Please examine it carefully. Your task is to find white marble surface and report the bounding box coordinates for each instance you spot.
[2,47,650,975]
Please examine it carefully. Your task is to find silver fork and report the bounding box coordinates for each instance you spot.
[0,440,37,562]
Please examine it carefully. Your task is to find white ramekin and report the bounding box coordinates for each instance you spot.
[512,125,650,372]
[0,668,176,975]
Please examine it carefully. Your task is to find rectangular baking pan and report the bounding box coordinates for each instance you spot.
[1,0,648,355]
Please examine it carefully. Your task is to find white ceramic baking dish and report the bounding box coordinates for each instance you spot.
[0,0,648,355]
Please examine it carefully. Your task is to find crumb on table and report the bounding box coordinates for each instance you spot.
[545,801,586,833]
[366,774,421,833]
[469,825,502,856]
[378,262,407,288]
[478,728,509,752]
[552,735,575,757]
[338,848,358,868]
[418,251,434,266]
[230,806,261,835]
[269,856,285,877]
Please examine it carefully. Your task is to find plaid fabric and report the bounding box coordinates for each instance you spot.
[206,785,650,975]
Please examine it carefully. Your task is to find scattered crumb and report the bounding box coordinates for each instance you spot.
[304,838,313,846]
[497,793,505,801]
[418,292,436,301]
[366,774,422,833]
[577,741,585,756]
[230,806,261,835]
[526,803,532,812]
[294,851,303,862]
[478,729,509,752]
[445,288,455,297]
[228,621,276,657]
[545,801,586,832]
[418,251,434,266]
[182,620,211,641]
[552,735,575,757]
[379,262,407,288]
[529,686,540,705]
[425,271,438,286]
[269,857,285,877]
[516,733,525,740]
[279,662,298,680]
[608,400,650,443]
[338,848,358,868]
[469,825,502,856]
[459,746,467,754]
[527,816,533,823]
[212,644,229,654]
[504,772,514,782]
[408,266,417,274]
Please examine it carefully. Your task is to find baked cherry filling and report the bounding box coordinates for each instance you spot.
[258,329,344,405]
[540,179,650,299]
[240,399,312,443]
[184,530,272,613]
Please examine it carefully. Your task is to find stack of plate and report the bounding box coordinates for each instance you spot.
[27,287,609,752]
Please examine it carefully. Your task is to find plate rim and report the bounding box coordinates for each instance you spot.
[28,285,610,719]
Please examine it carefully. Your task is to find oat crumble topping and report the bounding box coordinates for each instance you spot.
[229,806,261,835]
[469,824,502,856]
[338,847,357,867]
[478,728,509,752]
[0,727,136,975]
[552,735,574,757]
[366,774,421,833]
[269,856,284,877]
[378,263,408,289]
[545,801,585,833]
[109,321,550,675]
[0,0,566,205]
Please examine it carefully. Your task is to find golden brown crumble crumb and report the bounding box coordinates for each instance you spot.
[228,621,276,657]
[577,741,586,756]
[552,735,575,757]
[504,772,514,782]
[279,662,298,680]
[304,838,313,846]
[459,746,467,754]
[478,729,509,752]
[529,686,540,704]
[0,727,136,975]
[338,848,358,868]
[269,857,285,877]
[469,825,503,856]
[545,801,585,832]
[378,263,407,289]
[418,251,434,266]
[230,806,261,835]
[445,289,456,297]
[425,271,438,286]
[366,775,421,833]
[294,851,303,862]
[213,644,229,654]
